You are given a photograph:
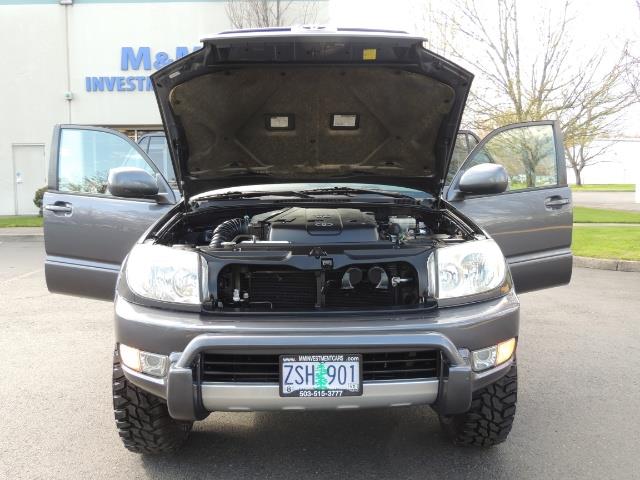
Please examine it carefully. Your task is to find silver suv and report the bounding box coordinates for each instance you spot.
[44,27,573,453]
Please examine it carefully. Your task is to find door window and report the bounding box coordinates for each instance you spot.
[446,132,479,184]
[57,129,154,194]
[458,124,558,191]
[147,136,176,183]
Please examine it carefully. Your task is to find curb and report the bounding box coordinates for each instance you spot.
[0,227,44,242]
[0,232,44,242]
[574,256,640,272]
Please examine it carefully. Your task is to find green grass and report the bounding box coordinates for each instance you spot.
[573,207,640,224]
[0,215,43,227]
[571,184,635,192]
[573,227,640,261]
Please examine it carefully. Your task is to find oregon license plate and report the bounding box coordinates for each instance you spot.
[279,354,362,397]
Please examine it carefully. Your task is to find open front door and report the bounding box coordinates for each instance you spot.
[447,121,572,293]
[44,125,176,300]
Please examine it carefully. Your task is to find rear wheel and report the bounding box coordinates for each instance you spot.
[112,348,192,454]
[439,364,517,447]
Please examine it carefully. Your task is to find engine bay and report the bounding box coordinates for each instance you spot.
[155,202,476,312]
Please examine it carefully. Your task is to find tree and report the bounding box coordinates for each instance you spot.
[225,0,320,29]
[421,0,639,185]
[564,140,614,186]
[561,48,638,184]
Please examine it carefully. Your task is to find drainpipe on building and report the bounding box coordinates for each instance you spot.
[61,0,73,123]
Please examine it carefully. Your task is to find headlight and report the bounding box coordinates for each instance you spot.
[125,244,204,304]
[428,239,507,299]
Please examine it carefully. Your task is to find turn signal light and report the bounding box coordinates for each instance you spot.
[119,344,168,377]
[496,338,517,365]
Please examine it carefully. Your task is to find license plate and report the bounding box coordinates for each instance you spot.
[279,354,362,397]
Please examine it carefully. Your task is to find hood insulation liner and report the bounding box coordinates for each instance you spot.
[168,67,455,182]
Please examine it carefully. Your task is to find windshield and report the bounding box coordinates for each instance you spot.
[191,183,432,201]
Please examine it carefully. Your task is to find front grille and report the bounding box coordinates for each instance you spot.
[200,350,440,383]
[362,350,440,381]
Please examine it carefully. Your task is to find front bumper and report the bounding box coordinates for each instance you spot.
[115,291,519,420]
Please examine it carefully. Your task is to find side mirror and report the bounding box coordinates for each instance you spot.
[107,167,159,198]
[458,163,508,195]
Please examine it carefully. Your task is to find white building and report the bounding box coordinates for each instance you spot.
[0,0,329,215]
[565,138,640,186]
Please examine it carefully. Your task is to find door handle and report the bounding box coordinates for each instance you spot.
[44,203,72,214]
[544,196,570,208]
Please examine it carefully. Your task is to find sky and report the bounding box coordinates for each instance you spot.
[329,0,639,52]
[329,0,640,135]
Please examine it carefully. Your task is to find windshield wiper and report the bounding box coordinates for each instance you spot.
[196,190,314,201]
[300,186,418,201]
[195,187,420,203]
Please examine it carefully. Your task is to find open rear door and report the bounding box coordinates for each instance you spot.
[44,125,176,300]
[447,120,572,293]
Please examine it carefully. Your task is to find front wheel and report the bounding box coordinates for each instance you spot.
[112,348,193,454]
[439,364,517,447]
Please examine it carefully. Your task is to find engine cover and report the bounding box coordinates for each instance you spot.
[255,207,379,243]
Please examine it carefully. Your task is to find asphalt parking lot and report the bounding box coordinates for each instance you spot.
[1,238,639,479]
[572,191,640,212]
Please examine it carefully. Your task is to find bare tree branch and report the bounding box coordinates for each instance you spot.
[419,0,639,184]
[226,0,319,29]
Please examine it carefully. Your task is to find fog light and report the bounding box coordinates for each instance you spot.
[140,351,169,377]
[119,344,168,377]
[471,338,516,372]
[471,345,497,371]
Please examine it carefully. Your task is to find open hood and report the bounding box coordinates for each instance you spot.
[152,27,473,200]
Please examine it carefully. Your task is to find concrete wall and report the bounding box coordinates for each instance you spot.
[0,0,328,215]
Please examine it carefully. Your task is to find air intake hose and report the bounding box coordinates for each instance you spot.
[209,217,250,247]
